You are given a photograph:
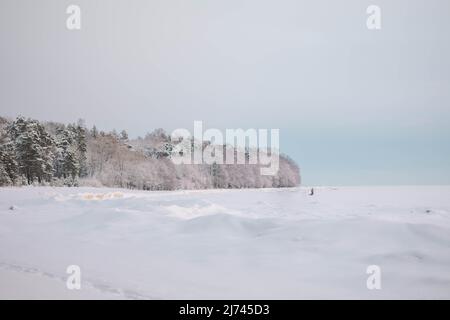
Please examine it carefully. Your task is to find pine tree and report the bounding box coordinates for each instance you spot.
[0,121,19,185]
[36,120,55,182]
[91,125,98,138]
[64,147,79,179]
[211,161,221,188]
[74,121,87,177]
[120,130,128,141]
[0,162,11,186]
[8,117,54,184]
[55,127,80,180]
[0,142,19,185]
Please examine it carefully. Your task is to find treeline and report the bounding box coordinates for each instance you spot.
[0,116,86,186]
[0,116,300,189]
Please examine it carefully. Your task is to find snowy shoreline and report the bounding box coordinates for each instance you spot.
[1,186,450,299]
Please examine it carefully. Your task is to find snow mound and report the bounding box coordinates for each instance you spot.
[54,191,125,202]
[79,192,124,201]
[177,213,278,237]
[164,203,241,220]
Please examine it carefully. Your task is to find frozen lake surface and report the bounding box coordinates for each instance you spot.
[1,186,450,299]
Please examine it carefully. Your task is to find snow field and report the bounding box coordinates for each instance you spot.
[1,186,450,299]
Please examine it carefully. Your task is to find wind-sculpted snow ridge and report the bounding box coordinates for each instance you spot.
[1,186,450,299]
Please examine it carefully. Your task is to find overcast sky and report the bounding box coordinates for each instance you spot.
[1,0,449,185]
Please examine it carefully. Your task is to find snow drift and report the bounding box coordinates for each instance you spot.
[1,186,450,299]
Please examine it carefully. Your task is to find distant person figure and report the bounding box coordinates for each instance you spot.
[309,188,314,196]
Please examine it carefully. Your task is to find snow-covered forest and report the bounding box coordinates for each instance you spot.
[0,116,300,190]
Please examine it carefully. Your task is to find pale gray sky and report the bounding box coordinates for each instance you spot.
[1,0,450,185]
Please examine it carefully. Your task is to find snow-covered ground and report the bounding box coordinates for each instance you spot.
[1,186,449,299]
